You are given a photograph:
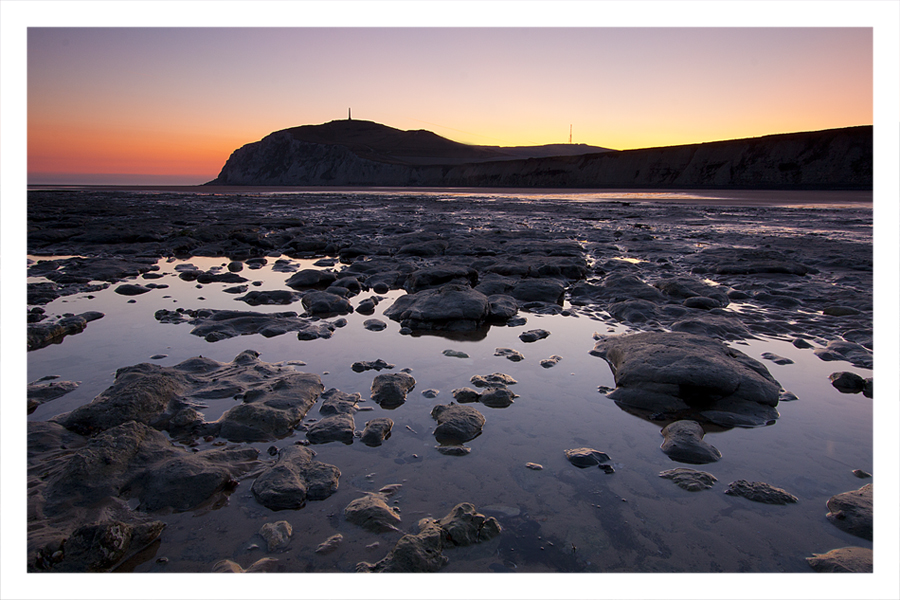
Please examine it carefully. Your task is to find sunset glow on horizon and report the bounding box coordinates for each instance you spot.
[26,26,874,185]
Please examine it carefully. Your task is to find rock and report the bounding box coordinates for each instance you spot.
[344,493,403,533]
[813,340,872,369]
[659,467,717,491]
[687,247,813,276]
[432,502,502,547]
[436,445,471,456]
[825,484,872,540]
[356,298,377,314]
[525,462,543,470]
[27,311,104,351]
[38,421,259,515]
[356,519,448,573]
[302,290,353,317]
[724,480,798,504]
[315,534,343,555]
[442,349,469,359]
[540,355,563,368]
[421,389,440,399]
[655,277,729,306]
[660,421,722,464]
[285,269,337,290]
[319,388,360,415]
[829,371,866,394]
[564,447,611,468]
[50,520,166,572]
[404,265,477,293]
[155,308,335,341]
[670,313,753,341]
[357,503,500,573]
[761,352,794,365]
[431,403,485,444]
[114,283,151,296]
[494,347,524,361]
[236,290,303,305]
[196,271,248,284]
[570,272,665,304]
[487,294,519,321]
[383,284,493,332]
[371,372,416,409]
[852,469,872,479]
[470,373,517,388]
[27,380,80,414]
[363,318,387,331]
[806,547,872,573]
[509,278,565,304]
[518,329,550,343]
[360,418,394,446]
[259,521,292,552]
[478,387,516,408]
[591,332,781,426]
[306,413,355,445]
[451,388,481,403]
[352,359,394,372]
[213,557,279,573]
[251,445,340,510]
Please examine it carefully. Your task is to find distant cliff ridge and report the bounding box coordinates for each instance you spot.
[207,120,872,189]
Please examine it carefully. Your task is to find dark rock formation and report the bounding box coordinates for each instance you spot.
[154,308,337,341]
[306,413,355,445]
[431,403,485,444]
[659,467,717,491]
[360,418,394,446]
[591,331,781,427]
[27,311,104,351]
[564,447,611,468]
[371,372,416,409]
[344,491,403,533]
[724,480,798,505]
[27,380,79,414]
[660,421,722,464]
[826,484,872,540]
[251,445,340,510]
[383,284,495,332]
[806,547,873,573]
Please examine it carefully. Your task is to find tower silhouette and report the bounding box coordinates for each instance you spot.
[348,108,352,121]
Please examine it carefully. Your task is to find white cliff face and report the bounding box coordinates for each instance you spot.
[210,126,872,189]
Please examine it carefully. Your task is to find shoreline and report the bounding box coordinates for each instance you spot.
[26,186,874,207]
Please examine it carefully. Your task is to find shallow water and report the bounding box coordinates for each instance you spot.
[25,197,874,575]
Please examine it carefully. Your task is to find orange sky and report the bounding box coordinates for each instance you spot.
[23,24,875,185]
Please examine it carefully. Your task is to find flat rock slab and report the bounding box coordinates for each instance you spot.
[237,290,304,305]
[591,331,781,426]
[154,308,336,341]
[27,380,80,414]
[724,479,798,505]
[826,484,872,540]
[659,467,717,491]
[251,445,340,510]
[360,418,394,446]
[352,359,394,372]
[431,403,485,444]
[27,311,105,352]
[660,420,722,465]
[806,547,873,573]
[371,372,416,409]
[344,493,403,533]
[813,340,873,369]
[565,447,611,468]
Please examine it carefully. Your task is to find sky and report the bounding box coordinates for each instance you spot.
[21,21,875,185]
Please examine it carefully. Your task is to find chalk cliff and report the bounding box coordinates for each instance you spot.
[208,120,872,190]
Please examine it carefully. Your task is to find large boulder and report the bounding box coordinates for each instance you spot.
[591,332,781,427]
[383,284,493,331]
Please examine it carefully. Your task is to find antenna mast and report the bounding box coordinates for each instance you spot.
[569,124,572,144]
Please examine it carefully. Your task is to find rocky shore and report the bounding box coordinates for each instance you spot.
[25,188,873,573]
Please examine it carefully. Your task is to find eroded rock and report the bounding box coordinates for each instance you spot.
[724,479,798,504]
[360,418,393,446]
[431,403,485,444]
[344,493,403,533]
[660,421,722,464]
[306,413,355,445]
[806,547,872,573]
[371,372,416,409]
[259,521,292,552]
[564,447,610,468]
[659,467,717,491]
[826,484,872,540]
[251,445,340,510]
